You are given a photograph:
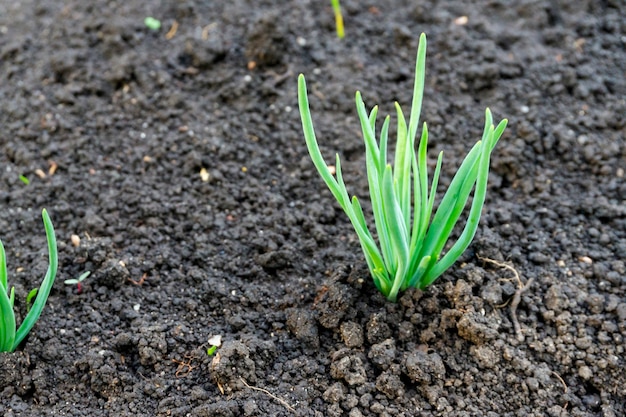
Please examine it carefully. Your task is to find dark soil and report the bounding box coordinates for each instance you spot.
[1,1,625,416]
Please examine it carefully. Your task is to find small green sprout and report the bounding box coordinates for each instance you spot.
[19,175,30,185]
[0,209,58,352]
[206,334,221,356]
[64,271,91,294]
[298,33,508,302]
[330,0,345,39]
[25,288,38,312]
[144,17,161,31]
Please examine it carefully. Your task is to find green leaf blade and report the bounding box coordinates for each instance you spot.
[13,209,59,350]
[0,238,17,352]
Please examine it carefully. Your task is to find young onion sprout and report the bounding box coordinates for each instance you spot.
[298,33,507,302]
[330,0,345,39]
[0,209,58,351]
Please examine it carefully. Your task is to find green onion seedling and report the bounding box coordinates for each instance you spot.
[298,33,508,302]
[64,271,91,294]
[19,175,30,185]
[0,209,58,352]
[330,0,344,39]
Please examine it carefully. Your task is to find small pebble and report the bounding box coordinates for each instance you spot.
[578,365,592,380]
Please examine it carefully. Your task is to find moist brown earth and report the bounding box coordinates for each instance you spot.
[0,1,624,416]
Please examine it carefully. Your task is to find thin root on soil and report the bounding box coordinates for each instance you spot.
[128,273,148,286]
[240,377,296,414]
[172,353,197,378]
[552,371,568,394]
[510,277,534,342]
[478,256,534,342]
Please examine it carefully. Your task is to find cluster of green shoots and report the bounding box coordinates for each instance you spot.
[0,210,58,352]
[298,33,507,302]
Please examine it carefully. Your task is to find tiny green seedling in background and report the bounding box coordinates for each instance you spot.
[330,0,345,39]
[25,288,38,312]
[298,33,508,302]
[144,17,161,31]
[19,175,30,185]
[64,271,91,294]
[206,334,221,356]
[0,209,58,352]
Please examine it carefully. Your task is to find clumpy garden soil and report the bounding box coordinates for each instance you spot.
[0,0,624,416]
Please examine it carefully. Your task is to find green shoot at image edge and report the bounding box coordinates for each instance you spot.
[0,209,58,352]
[298,33,508,302]
[330,0,344,39]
